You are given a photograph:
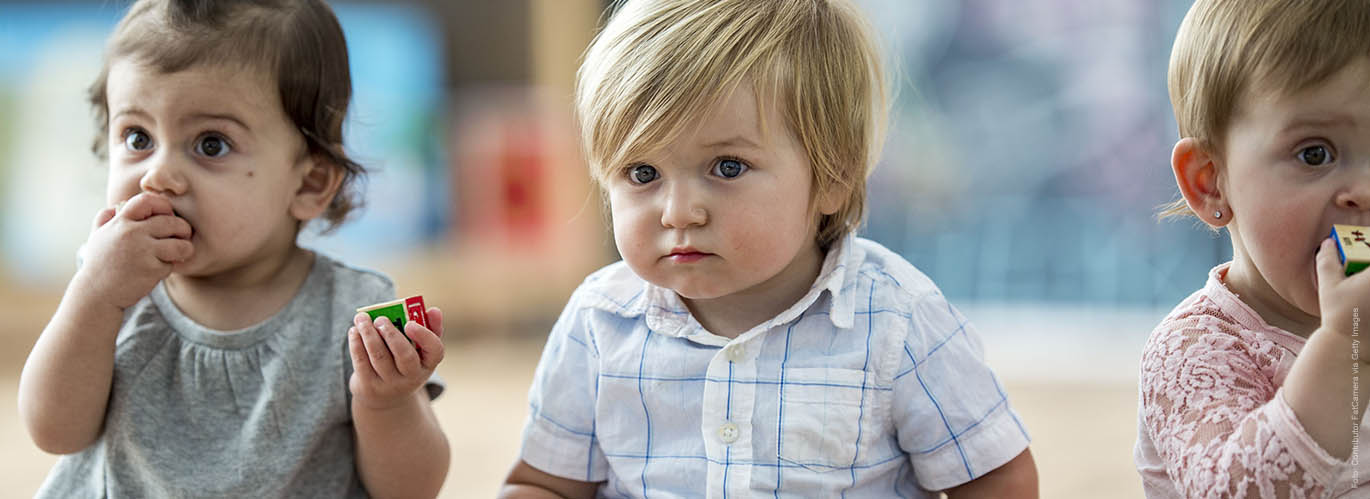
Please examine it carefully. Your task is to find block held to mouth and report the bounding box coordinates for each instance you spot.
[1331,224,1370,276]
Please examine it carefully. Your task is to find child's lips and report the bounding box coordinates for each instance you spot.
[667,250,712,263]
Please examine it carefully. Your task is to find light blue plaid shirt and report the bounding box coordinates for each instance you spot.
[519,235,1030,498]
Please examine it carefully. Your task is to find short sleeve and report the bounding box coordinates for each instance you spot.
[518,289,608,482]
[891,293,1030,491]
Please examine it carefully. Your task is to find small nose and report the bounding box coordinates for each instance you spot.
[138,152,189,196]
[660,180,707,228]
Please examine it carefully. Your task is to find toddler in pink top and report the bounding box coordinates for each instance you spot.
[1137,0,1370,497]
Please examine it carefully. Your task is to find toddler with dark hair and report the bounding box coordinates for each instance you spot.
[17,1,450,496]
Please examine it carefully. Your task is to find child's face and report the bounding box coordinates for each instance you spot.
[606,86,832,305]
[1221,57,1370,330]
[103,59,315,278]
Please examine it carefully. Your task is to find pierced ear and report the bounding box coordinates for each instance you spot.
[290,153,345,222]
[1172,137,1228,227]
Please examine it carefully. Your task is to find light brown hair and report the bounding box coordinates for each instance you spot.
[89,0,365,231]
[1161,0,1370,219]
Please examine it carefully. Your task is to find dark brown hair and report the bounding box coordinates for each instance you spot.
[89,0,366,231]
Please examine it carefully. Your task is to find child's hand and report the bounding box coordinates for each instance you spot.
[75,192,193,310]
[348,307,445,410]
[1315,237,1370,346]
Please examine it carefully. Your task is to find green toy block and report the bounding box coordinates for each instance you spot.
[356,295,428,341]
[1331,225,1370,276]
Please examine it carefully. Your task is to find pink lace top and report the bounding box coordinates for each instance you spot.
[1136,263,1370,498]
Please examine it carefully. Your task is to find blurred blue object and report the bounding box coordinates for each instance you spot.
[855,0,1224,307]
[1,0,1227,310]
[0,2,446,284]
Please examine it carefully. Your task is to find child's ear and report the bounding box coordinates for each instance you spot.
[815,182,846,216]
[1172,137,1228,227]
[290,153,345,222]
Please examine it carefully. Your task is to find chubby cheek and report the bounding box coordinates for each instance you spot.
[754,191,811,245]
[1285,248,1322,316]
[728,223,780,264]
[728,209,805,274]
[106,168,142,207]
[609,202,656,275]
[185,191,233,228]
[1280,269,1321,318]
[1243,207,1322,314]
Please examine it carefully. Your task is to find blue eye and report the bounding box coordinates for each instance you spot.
[195,134,231,158]
[713,158,748,178]
[123,129,153,152]
[1297,144,1333,166]
[629,164,658,184]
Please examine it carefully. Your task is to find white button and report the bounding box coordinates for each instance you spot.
[725,345,746,362]
[717,422,740,444]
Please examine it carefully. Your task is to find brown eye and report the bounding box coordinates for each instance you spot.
[1297,145,1333,166]
[195,134,231,158]
[123,129,153,151]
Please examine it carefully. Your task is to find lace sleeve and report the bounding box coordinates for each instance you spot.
[1140,318,1342,498]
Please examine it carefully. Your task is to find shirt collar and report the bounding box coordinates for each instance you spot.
[624,233,860,342]
[1203,262,1307,351]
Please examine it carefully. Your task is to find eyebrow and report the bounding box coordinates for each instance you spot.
[110,106,151,122]
[109,107,252,132]
[1279,114,1358,133]
[702,136,763,150]
[188,112,252,132]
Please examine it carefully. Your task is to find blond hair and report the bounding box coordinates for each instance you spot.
[1160,0,1370,219]
[576,0,888,249]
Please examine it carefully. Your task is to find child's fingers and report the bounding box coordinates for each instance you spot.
[427,307,443,339]
[120,192,176,222]
[1316,238,1345,291]
[146,214,193,240]
[354,313,400,380]
[407,322,445,371]
[91,207,116,232]
[347,327,380,383]
[376,317,421,377]
[153,238,194,264]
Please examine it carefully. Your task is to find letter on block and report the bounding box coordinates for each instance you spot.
[357,295,429,341]
[1331,224,1370,276]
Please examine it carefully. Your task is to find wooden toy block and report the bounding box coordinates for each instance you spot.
[1331,225,1370,276]
[357,295,428,341]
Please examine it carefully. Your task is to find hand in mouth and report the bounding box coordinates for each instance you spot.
[175,210,194,240]
[112,194,193,240]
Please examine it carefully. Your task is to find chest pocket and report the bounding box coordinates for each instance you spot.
[775,367,869,471]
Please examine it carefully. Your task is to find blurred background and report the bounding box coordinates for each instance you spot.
[0,0,1221,497]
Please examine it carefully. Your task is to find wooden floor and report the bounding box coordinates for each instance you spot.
[0,334,1143,497]
[0,279,1149,497]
